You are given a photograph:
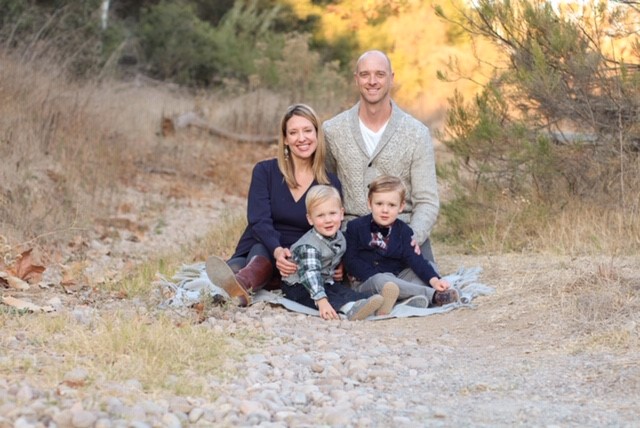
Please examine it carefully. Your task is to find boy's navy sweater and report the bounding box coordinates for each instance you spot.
[344,214,439,284]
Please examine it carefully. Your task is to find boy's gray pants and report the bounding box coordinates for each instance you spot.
[351,269,436,302]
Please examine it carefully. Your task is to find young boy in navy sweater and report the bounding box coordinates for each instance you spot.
[344,175,458,308]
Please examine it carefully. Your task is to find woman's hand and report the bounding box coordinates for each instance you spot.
[332,262,344,282]
[317,298,339,320]
[274,247,297,277]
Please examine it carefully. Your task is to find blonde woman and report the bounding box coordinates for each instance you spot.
[206,104,341,306]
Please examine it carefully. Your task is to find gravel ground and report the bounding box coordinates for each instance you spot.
[2,176,639,428]
[2,280,639,428]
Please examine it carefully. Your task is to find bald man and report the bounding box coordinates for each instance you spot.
[322,50,440,265]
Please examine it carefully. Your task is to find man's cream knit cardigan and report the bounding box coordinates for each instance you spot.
[323,101,439,245]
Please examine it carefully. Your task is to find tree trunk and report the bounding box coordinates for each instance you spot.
[101,0,110,30]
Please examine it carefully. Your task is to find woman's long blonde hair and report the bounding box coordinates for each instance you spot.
[277,103,330,189]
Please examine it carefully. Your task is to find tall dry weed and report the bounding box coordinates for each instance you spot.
[0,54,132,245]
[0,51,222,251]
[203,89,286,138]
[200,86,348,141]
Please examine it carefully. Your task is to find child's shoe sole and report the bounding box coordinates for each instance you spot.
[347,295,383,320]
[376,282,399,315]
[399,295,429,308]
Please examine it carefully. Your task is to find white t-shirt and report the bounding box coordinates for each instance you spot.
[359,119,388,156]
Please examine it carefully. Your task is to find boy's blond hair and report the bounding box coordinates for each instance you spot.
[306,185,342,214]
[367,175,406,202]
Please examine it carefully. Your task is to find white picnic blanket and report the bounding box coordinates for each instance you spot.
[155,263,494,319]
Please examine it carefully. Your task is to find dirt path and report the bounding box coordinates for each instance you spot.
[348,252,640,425]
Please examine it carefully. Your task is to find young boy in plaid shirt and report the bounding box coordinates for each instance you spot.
[282,185,399,320]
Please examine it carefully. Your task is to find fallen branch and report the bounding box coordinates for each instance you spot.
[163,112,277,144]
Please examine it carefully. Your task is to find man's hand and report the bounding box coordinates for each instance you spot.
[410,236,421,255]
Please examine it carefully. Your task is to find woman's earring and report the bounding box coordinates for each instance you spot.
[284,146,290,160]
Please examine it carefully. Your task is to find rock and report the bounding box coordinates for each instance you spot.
[63,368,89,385]
[95,418,112,428]
[161,413,181,428]
[189,407,204,423]
[71,410,97,428]
[16,384,33,403]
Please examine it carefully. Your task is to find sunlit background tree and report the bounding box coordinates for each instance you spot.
[434,0,640,251]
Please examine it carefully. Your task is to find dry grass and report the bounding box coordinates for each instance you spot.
[0,52,278,253]
[109,255,179,300]
[103,209,248,300]
[0,54,139,245]
[436,251,640,354]
[0,308,260,398]
[540,201,640,255]
[192,211,249,262]
[554,259,640,351]
[203,88,289,137]
[0,209,257,399]
[436,189,640,256]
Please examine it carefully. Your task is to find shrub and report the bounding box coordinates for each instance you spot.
[138,1,218,85]
[434,0,640,253]
[137,0,285,86]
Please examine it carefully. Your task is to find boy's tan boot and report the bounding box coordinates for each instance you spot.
[206,255,272,307]
[376,282,399,316]
[346,295,383,320]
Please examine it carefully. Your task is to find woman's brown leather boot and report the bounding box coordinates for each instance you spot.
[206,255,273,307]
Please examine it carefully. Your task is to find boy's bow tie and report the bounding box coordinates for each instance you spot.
[370,222,391,237]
